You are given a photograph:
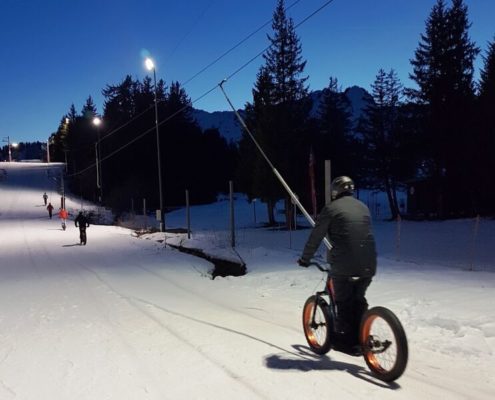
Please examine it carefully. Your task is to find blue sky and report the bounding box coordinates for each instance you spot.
[1,0,494,143]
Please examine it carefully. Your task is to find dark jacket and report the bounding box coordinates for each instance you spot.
[75,214,89,229]
[301,195,377,277]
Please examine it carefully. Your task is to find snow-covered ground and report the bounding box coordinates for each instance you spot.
[0,162,494,399]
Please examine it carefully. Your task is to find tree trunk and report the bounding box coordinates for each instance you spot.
[384,177,398,220]
[266,199,276,226]
[285,197,294,230]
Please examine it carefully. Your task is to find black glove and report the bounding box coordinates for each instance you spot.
[297,258,310,268]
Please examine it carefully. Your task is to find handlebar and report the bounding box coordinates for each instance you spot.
[307,261,331,273]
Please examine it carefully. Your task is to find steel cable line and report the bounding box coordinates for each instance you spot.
[225,0,336,82]
[168,0,216,59]
[182,0,302,87]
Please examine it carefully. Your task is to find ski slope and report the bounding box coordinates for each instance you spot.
[0,162,494,399]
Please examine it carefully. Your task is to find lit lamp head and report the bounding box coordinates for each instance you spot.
[145,57,155,71]
[93,117,102,127]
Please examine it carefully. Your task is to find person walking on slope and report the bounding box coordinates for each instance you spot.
[43,192,48,205]
[58,207,68,230]
[74,211,89,245]
[297,176,377,355]
[46,202,54,219]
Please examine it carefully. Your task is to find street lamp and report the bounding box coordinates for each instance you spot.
[145,57,164,233]
[11,142,18,161]
[2,136,13,162]
[93,116,103,203]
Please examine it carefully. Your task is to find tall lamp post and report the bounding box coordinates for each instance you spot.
[145,57,164,233]
[93,116,103,203]
[2,136,13,162]
[11,142,18,161]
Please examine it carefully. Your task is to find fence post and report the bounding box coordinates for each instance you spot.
[229,181,235,248]
[186,189,191,239]
[469,215,480,271]
[143,198,147,230]
[287,198,292,249]
[396,214,402,260]
[325,160,331,261]
[253,198,257,225]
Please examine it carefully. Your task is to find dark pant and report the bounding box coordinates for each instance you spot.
[330,276,372,346]
[79,227,86,243]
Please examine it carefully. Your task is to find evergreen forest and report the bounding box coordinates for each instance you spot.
[38,0,495,222]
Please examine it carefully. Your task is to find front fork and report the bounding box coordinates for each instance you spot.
[310,291,329,328]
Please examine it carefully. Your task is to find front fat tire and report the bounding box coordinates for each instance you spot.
[360,306,408,382]
[302,295,332,355]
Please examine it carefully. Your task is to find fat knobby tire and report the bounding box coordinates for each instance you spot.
[360,306,408,382]
[302,295,332,355]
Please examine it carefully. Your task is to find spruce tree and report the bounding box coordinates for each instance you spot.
[360,69,407,218]
[476,37,495,213]
[240,67,280,224]
[479,37,495,105]
[242,0,310,226]
[317,77,353,179]
[409,0,479,216]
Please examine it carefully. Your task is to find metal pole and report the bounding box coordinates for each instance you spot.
[253,199,257,224]
[61,173,65,209]
[152,68,165,234]
[143,198,147,230]
[96,125,103,203]
[46,139,50,163]
[288,198,292,249]
[325,160,332,205]
[95,143,100,199]
[294,200,297,230]
[229,181,235,248]
[8,136,12,162]
[324,160,332,261]
[186,189,191,239]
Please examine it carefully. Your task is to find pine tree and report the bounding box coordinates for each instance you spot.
[479,37,495,105]
[476,37,495,213]
[264,0,308,104]
[360,69,407,218]
[409,0,479,216]
[242,0,310,226]
[81,96,98,119]
[316,77,354,178]
[240,67,280,225]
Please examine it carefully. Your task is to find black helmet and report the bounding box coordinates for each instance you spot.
[331,176,355,200]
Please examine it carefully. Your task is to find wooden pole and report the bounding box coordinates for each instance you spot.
[469,215,480,271]
[186,190,191,239]
[325,160,331,261]
[143,198,147,230]
[229,181,235,248]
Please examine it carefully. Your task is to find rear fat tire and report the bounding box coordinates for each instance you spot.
[302,295,332,355]
[360,306,408,382]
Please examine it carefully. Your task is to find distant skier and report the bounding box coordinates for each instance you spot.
[58,208,68,230]
[46,202,54,219]
[43,192,48,205]
[74,211,89,245]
